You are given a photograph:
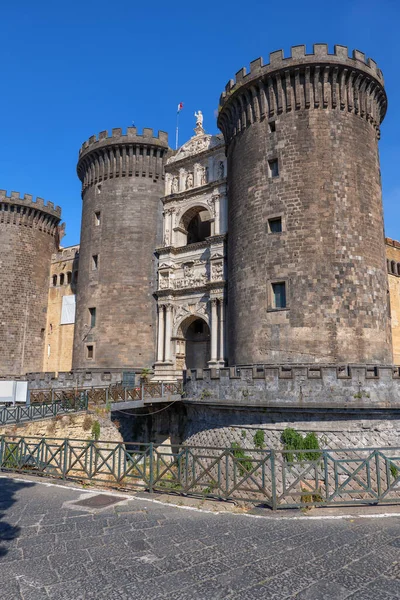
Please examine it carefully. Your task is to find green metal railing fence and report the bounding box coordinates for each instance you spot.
[2,436,400,509]
[0,397,88,426]
[29,382,182,405]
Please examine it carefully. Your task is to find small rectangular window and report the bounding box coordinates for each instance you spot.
[272,282,286,309]
[95,211,101,226]
[86,345,94,359]
[268,217,282,233]
[268,159,279,178]
[269,121,276,133]
[89,307,96,328]
[92,255,98,270]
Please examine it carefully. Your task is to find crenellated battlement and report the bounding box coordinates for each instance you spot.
[0,190,61,218]
[77,127,170,190]
[0,190,61,236]
[79,127,169,157]
[184,365,400,408]
[217,44,387,144]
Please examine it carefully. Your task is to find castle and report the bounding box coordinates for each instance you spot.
[3,44,400,449]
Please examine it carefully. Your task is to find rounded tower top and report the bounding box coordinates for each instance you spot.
[217,44,387,144]
[77,127,170,191]
[0,189,61,219]
[78,127,169,159]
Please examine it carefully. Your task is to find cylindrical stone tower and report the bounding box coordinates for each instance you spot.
[217,44,391,365]
[73,127,169,370]
[0,190,61,376]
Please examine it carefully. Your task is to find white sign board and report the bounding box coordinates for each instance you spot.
[60,295,76,325]
[0,381,28,404]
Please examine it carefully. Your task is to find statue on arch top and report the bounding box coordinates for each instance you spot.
[194,110,204,135]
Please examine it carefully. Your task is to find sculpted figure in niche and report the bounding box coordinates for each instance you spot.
[186,172,194,189]
[171,177,178,194]
[218,161,225,179]
[200,166,208,186]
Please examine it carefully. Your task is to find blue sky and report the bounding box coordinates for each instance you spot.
[1,0,399,246]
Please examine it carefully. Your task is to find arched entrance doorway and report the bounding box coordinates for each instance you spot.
[177,315,210,370]
[176,206,212,246]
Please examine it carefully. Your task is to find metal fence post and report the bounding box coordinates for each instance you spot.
[0,436,4,468]
[148,443,154,493]
[375,450,381,501]
[62,440,68,479]
[270,450,277,510]
[51,388,54,404]
[324,450,329,501]
[161,382,164,398]
[141,383,144,401]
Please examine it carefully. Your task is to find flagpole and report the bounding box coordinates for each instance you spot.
[175,110,179,150]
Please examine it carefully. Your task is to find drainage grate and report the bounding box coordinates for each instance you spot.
[73,494,126,509]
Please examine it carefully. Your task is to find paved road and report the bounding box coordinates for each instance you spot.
[2,476,400,599]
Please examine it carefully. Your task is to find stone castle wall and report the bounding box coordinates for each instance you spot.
[0,191,61,376]
[386,238,400,364]
[182,403,400,451]
[42,245,79,373]
[217,45,391,366]
[0,411,122,442]
[184,365,400,408]
[72,128,169,370]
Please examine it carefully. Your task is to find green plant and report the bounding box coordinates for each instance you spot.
[281,428,321,462]
[140,368,152,382]
[200,389,212,399]
[2,443,19,469]
[241,430,247,439]
[91,420,101,441]
[253,430,265,449]
[301,487,323,506]
[231,442,253,476]
[353,390,370,399]
[390,463,399,479]
[203,479,217,495]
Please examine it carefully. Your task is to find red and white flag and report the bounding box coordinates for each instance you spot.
[177,102,184,113]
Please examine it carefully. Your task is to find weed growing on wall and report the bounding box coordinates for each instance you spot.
[231,442,253,476]
[253,430,265,449]
[281,428,320,462]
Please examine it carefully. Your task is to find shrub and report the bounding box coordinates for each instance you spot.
[91,420,101,441]
[231,442,253,476]
[281,428,321,462]
[390,463,399,479]
[2,443,19,469]
[253,430,265,449]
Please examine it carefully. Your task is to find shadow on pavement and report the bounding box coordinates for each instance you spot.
[0,476,35,558]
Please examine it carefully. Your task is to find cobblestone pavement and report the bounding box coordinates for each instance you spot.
[2,476,400,599]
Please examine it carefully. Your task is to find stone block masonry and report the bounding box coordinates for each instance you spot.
[182,403,400,455]
[184,365,400,408]
[0,191,61,376]
[217,45,391,366]
[72,128,169,371]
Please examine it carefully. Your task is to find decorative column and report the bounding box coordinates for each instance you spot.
[218,297,225,363]
[169,208,175,247]
[213,194,221,236]
[210,298,219,364]
[157,304,165,362]
[164,304,173,362]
